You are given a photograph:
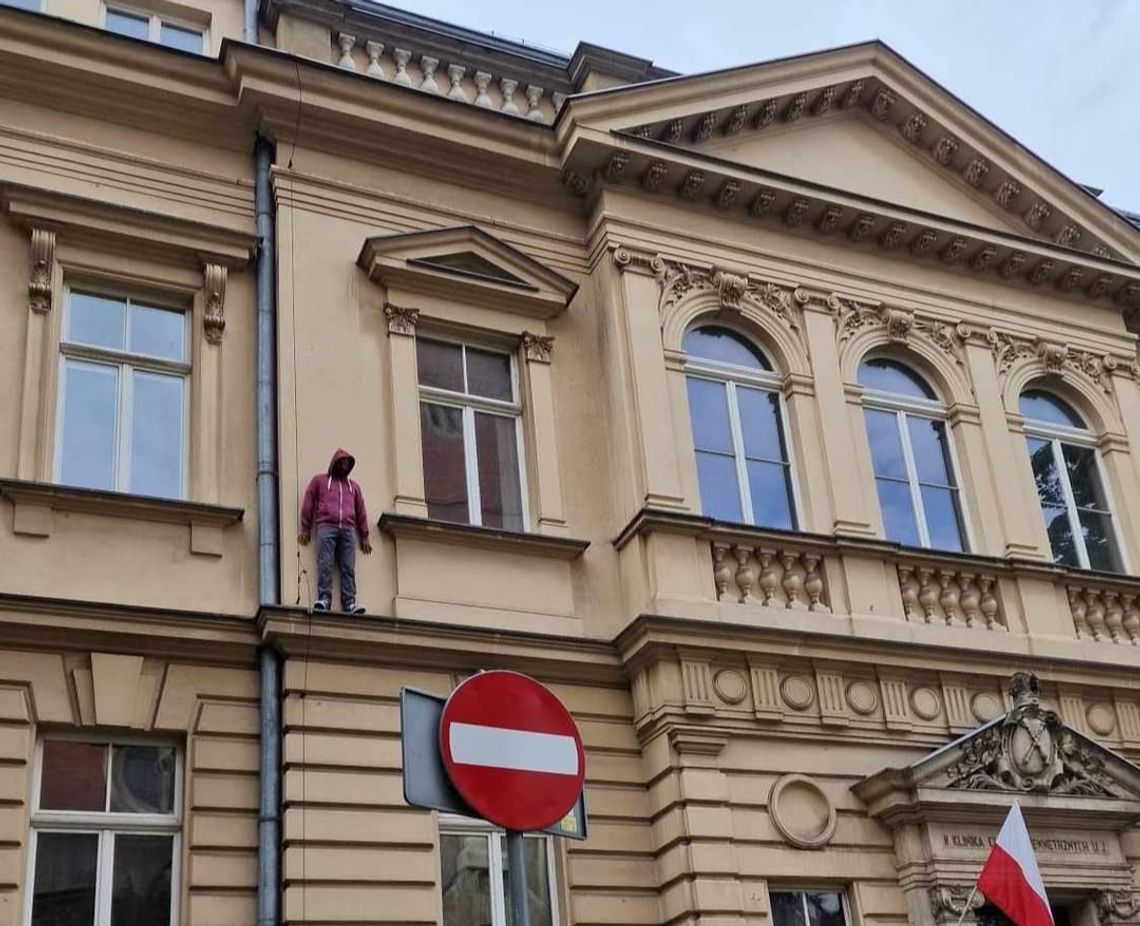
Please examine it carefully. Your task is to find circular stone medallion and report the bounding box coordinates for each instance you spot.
[1086,703,1117,737]
[970,691,1002,722]
[713,669,748,705]
[780,675,815,712]
[909,687,942,721]
[769,774,837,849]
[845,680,879,716]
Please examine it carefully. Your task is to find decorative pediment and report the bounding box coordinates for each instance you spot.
[356,225,578,319]
[855,673,1140,828]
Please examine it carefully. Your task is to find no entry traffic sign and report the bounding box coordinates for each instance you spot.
[439,670,585,832]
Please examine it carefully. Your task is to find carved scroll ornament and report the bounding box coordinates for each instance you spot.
[29,227,55,314]
[987,329,1120,394]
[824,293,969,367]
[202,263,227,344]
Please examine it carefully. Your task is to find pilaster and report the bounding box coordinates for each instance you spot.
[383,303,429,517]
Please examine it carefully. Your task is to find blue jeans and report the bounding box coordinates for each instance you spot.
[316,526,356,610]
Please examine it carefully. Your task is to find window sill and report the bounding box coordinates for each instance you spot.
[379,513,589,561]
[0,479,243,556]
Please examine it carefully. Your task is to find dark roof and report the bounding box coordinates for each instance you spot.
[1115,207,1140,231]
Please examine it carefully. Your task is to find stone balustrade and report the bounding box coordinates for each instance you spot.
[711,541,830,612]
[1067,583,1140,644]
[896,563,1003,630]
[333,32,566,124]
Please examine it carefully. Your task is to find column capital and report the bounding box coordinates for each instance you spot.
[521,331,554,363]
[384,303,419,336]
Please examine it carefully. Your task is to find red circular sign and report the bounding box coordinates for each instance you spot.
[440,670,585,831]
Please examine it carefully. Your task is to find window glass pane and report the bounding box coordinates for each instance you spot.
[474,413,523,531]
[770,892,809,926]
[105,8,149,38]
[907,417,953,485]
[502,837,553,926]
[31,832,98,926]
[1042,504,1079,567]
[159,21,202,52]
[421,403,468,523]
[877,479,920,546]
[920,486,964,552]
[1019,390,1085,428]
[1027,438,1065,506]
[806,891,847,926]
[1078,509,1122,573]
[417,339,464,392]
[686,378,733,453]
[69,292,126,350]
[40,742,107,811]
[130,371,184,499]
[737,387,786,462]
[747,461,794,531]
[466,348,512,401]
[683,326,770,369]
[695,452,742,522]
[858,358,935,399]
[1061,444,1111,511]
[111,834,173,926]
[1,0,43,11]
[109,745,176,814]
[129,304,185,361]
[59,360,119,491]
[864,410,906,479]
[440,833,492,926]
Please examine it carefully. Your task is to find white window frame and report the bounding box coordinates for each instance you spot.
[416,337,530,532]
[683,351,802,530]
[54,286,191,500]
[1023,416,1129,572]
[438,815,559,926]
[24,735,183,926]
[100,3,207,52]
[861,385,973,552]
[768,887,852,926]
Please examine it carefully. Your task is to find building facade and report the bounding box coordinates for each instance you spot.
[2,2,1140,926]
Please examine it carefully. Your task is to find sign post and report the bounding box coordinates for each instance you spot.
[400,671,587,926]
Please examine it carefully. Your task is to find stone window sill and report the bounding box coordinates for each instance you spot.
[0,479,243,557]
[379,513,589,561]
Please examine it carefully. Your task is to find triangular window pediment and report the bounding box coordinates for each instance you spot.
[357,226,578,319]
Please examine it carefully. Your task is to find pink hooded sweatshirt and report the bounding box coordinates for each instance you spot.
[300,448,370,540]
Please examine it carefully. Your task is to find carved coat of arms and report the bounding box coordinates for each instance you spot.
[944,673,1119,797]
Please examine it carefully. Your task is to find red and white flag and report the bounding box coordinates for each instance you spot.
[978,803,1053,926]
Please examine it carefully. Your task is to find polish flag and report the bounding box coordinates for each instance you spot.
[978,803,1054,926]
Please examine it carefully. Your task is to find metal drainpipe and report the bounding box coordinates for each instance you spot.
[255,133,281,926]
[243,0,256,44]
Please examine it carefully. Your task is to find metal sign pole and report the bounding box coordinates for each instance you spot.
[506,830,531,926]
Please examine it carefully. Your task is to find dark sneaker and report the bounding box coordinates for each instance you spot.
[345,602,366,615]
[313,599,330,611]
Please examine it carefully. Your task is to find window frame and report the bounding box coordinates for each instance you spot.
[768,887,852,926]
[438,814,560,926]
[416,334,531,533]
[861,373,973,552]
[100,2,207,53]
[683,337,802,530]
[1022,411,1129,572]
[24,735,183,926]
[53,285,191,500]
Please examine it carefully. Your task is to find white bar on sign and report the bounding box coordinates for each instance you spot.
[449,722,579,775]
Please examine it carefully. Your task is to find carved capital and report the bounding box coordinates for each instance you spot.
[1097,890,1140,925]
[929,885,985,924]
[202,262,227,344]
[29,227,55,314]
[520,331,554,364]
[384,303,419,336]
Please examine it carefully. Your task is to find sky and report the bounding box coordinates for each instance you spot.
[388,0,1140,213]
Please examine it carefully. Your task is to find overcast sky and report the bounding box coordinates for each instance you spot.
[394,0,1140,212]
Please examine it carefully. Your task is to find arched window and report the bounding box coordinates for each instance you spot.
[859,357,966,550]
[1020,389,1123,571]
[683,326,796,529]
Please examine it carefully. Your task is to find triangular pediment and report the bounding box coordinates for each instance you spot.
[564,43,1140,264]
[357,226,578,319]
[854,674,1140,829]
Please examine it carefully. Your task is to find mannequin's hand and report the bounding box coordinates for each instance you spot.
[361,539,373,555]
[298,532,310,545]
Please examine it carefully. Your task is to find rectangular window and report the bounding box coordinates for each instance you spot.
[104,6,204,53]
[770,890,848,926]
[29,739,180,926]
[439,822,557,926]
[56,291,189,499]
[416,338,526,531]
